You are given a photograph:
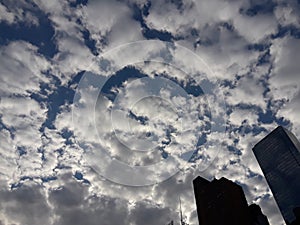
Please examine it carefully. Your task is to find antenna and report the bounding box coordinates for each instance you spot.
[179,196,189,225]
[179,196,184,225]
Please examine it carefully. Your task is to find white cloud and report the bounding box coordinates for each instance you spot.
[0,129,18,184]
[229,108,259,126]
[0,41,51,96]
[269,36,300,100]
[274,1,300,28]
[226,75,267,110]
[0,1,39,26]
[269,36,300,137]
[80,0,144,50]
[0,96,49,184]
[232,13,277,43]
[0,3,15,24]
[277,91,300,138]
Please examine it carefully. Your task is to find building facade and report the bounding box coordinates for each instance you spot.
[252,126,300,224]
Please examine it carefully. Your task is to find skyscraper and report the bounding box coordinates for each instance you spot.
[252,126,300,224]
[193,176,252,225]
[193,176,270,225]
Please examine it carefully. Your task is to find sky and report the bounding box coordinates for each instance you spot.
[0,0,300,224]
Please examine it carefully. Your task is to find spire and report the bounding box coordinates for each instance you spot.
[179,196,188,225]
[179,196,183,225]
[166,196,188,225]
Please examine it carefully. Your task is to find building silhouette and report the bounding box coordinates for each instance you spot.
[249,204,270,225]
[252,126,300,224]
[290,207,300,225]
[193,176,269,225]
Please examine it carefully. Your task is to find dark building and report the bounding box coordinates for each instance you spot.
[252,126,300,224]
[290,207,300,225]
[193,176,269,225]
[249,204,270,225]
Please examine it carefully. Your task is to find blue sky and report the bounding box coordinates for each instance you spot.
[0,0,300,224]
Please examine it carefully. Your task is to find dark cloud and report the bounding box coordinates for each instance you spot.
[0,182,51,225]
[129,201,174,225]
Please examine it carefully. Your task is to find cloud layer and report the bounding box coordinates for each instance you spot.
[1,0,300,224]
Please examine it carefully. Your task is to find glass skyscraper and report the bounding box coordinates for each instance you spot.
[252,126,300,224]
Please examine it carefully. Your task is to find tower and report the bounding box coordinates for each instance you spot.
[193,176,252,225]
[252,126,300,224]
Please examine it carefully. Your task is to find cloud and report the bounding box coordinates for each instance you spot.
[1,0,300,225]
[0,96,48,183]
[48,175,129,225]
[229,108,259,126]
[269,36,300,136]
[129,201,174,225]
[0,3,15,24]
[274,0,300,28]
[0,181,52,225]
[0,129,18,184]
[0,41,51,96]
[269,36,300,100]
[232,13,277,43]
[226,75,267,110]
[0,1,39,26]
[78,0,144,52]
